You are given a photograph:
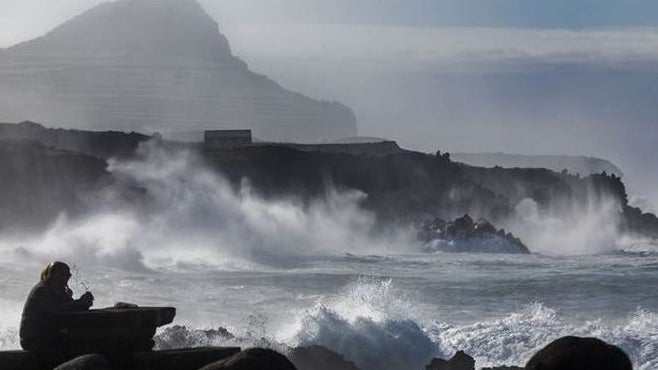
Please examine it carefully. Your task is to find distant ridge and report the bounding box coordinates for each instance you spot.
[0,0,357,142]
[451,152,623,177]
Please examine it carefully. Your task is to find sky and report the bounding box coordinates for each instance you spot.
[3,0,658,47]
[1,0,658,208]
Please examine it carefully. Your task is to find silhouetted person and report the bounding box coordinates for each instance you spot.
[20,261,94,368]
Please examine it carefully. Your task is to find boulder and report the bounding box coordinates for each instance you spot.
[426,351,475,370]
[422,215,529,253]
[53,354,111,370]
[525,336,632,370]
[132,347,241,370]
[197,348,297,370]
[289,345,362,370]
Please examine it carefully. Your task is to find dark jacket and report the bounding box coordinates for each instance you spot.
[19,281,91,348]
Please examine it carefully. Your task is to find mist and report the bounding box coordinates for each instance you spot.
[2,2,658,207]
[219,24,658,211]
[0,141,414,271]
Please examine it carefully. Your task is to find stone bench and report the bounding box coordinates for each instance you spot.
[55,307,176,355]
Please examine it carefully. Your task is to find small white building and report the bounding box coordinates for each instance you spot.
[204,129,252,148]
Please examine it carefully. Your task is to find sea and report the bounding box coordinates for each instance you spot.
[0,145,656,370]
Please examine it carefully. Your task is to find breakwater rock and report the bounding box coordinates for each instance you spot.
[420,215,530,254]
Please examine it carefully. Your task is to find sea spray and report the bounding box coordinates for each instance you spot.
[296,306,437,370]
[509,197,622,255]
[1,141,413,270]
[70,263,90,292]
[291,277,438,370]
[428,303,657,370]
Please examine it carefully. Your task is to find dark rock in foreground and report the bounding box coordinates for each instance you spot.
[525,336,632,370]
[420,215,530,254]
[197,348,297,370]
[289,345,362,370]
[426,350,475,370]
[133,348,241,370]
[53,354,111,370]
[54,307,176,356]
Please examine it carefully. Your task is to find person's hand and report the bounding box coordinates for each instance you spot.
[80,291,94,307]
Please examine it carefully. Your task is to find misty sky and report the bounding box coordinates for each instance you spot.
[2,0,658,209]
[3,0,658,47]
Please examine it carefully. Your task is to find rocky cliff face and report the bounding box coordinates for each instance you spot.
[451,152,623,177]
[0,0,357,142]
[0,140,108,232]
[0,121,149,159]
[1,122,657,240]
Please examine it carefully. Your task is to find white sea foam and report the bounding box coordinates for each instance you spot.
[0,299,21,350]
[430,303,657,370]
[149,278,658,370]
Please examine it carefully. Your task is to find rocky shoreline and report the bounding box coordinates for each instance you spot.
[3,336,630,370]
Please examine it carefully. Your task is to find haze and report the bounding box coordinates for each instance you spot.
[2,0,658,209]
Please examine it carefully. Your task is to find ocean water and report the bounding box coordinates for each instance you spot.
[0,251,656,370]
[0,144,656,369]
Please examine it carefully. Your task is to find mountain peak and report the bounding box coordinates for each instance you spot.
[8,0,234,62]
[0,0,358,142]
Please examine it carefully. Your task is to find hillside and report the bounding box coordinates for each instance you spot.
[0,0,357,142]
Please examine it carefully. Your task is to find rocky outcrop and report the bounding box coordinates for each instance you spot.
[420,215,530,254]
[289,345,362,370]
[452,152,623,178]
[622,205,658,239]
[0,121,149,160]
[425,337,632,370]
[525,336,632,370]
[0,0,357,143]
[53,354,111,370]
[426,351,475,370]
[197,348,297,370]
[0,140,108,232]
[204,145,511,224]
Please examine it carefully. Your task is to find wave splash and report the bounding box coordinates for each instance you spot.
[0,142,412,270]
[430,303,658,370]
[151,278,657,370]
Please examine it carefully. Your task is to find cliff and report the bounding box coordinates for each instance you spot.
[1,122,657,240]
[451,152,624,177]
[202,146,658,239]
[0,121,149,159]
[0,0,357,142]
[0,140,108,232]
